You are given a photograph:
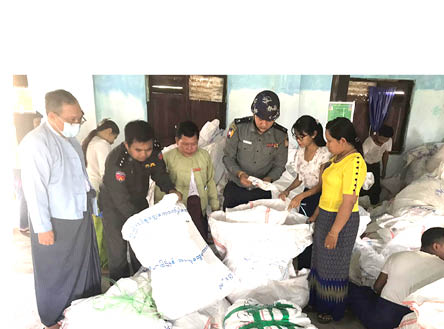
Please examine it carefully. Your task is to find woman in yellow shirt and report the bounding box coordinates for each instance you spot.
[307,117,367,324]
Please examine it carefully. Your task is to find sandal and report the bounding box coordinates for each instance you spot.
[317,313,333,324]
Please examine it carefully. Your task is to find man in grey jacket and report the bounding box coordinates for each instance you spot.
[222,90,288,209]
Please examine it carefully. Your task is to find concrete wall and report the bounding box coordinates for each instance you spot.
[226,75,332,148]
[90,74,444,177]
[92,75,147,146]
[27,74,97,143]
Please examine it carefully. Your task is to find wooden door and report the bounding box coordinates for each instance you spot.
[148,76,188,147]
[148,75,227,147]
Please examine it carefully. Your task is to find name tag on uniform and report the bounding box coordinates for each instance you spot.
[193,167,201,172]
[242,140,252,145]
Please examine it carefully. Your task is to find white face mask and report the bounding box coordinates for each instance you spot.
[61,122,81,138]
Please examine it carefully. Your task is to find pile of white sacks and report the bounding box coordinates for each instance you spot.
[397,278,444,329]
[351,143,444,288]
[62,121,444,328]
[61,193,321,329]
[349,143,444,328]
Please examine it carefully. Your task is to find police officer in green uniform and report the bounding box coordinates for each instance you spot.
[222,90,288,209]
[99,120,182,281]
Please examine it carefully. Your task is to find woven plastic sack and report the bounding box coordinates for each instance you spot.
[122,194,238,320]
[61,272,171,329]
[172,298,231,329]
[402,278,444,329]
[227,269,310,308]
[223,299,317,329]
[225,199,289,225]
[209,204,312,294]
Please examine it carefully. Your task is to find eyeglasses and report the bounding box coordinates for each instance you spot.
[57,114,87,125]
[294,134,308,141]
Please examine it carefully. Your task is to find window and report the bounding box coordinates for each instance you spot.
[330,76,414,153]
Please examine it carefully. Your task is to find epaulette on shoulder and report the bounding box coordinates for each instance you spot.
[153,138,161,151]
[234,116,253,125]
[273,122,288,134]
[116,149,130,168]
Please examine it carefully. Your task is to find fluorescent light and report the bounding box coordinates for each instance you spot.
[394,91,404,95]
[152,85,183,90]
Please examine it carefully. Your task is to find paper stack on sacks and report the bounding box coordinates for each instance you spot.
[224,299,317,329]
[209,199,313,304]
[122,193,238,320]
[60,272,172,329]
[398,278,444,329]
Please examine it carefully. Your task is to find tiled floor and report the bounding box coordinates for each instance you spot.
[11,228,365,329]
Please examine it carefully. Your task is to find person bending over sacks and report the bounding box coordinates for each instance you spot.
[348,227,444,329]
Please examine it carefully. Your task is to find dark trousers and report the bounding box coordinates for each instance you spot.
[102,207,141,282]
[13,169,29,230]
[223,180,271,210]
[187,195,208,242]
[348,282,412,329]
[360,162,381,205]
[296,189,321,270]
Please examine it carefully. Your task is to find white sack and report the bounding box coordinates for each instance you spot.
[209,204,312,294]
[402,278,444,329]
[172,298,231,329]
[224,299,317,329]
[358,206,372,237]
[362,172,375,191]
[225,199,289,225]
[122,194,238,320]
[401,142,444,186]
[351,213,444,287]
[397,312,419,329]
[247,176,279,192]
[227,269,310,308]
[198,119,221,148]
[389,176,444,216]
[426,143,444,173]
[61,272,171,329]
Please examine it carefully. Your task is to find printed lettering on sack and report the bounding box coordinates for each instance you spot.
[147,245,210,271]
[125,206,188,240]
[218,273,234,290]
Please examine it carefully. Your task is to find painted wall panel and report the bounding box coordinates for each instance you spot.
[27,74,97,143]
[226,75,302,135]
[226,75,331,149]
[93,75,147,146]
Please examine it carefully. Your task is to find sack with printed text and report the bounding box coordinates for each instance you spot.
[122,194,238,320]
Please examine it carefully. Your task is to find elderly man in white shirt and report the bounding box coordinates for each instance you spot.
[20,89,101,329]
